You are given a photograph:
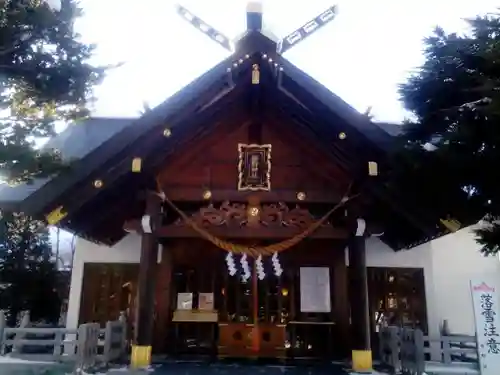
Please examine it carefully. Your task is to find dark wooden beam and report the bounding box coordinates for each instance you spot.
[153,104,249,176]
[153,246,172,353]
[124,221,348,239]
[160,186,342,203]
[247,59,263,144]
[348,218,372,372]
[132,192,161,368]
[41,86,244,230]
[268,101,436,238]
[265,115,351,192]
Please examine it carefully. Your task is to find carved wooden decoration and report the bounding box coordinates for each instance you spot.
[175,201,327,229]
[237,143,271,191]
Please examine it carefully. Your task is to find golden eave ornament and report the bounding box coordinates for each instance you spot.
[252,64,260,85]
[132,157,142,173]
[202,190,212,200]
[440,218,461,233]
[368,161,378,176]
[46,206,67,225]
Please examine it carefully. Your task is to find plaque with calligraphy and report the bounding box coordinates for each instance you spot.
[471,280,500,374]
[237,143,272,191]
[177,292,193,310]
[299,267,331,313]
[198,293,214,311]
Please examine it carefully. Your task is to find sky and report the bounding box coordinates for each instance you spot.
[52,0,498,253]
[75,0,497,123]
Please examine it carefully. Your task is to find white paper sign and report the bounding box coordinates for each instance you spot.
[470,280,500,375]
[300,267,331,313]
[177,292,193,310]
[198,293,214,310]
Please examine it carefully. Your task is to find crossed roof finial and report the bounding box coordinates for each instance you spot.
[175,1,337,55]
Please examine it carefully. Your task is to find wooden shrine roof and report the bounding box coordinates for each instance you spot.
[0,31,446,250]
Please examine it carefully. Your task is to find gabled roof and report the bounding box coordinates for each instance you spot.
[0,31,441,249]
[0,117,134,209]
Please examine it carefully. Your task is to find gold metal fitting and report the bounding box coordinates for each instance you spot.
[249,206,260,217]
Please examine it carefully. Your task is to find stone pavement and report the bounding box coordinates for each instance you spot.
[1,359,387,375]
[118,362,351,375]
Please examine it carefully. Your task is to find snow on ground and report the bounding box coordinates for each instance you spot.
[0,356,55,364]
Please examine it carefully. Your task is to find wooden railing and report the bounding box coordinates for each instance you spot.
[379,326,480,375]
[0,310,128,372]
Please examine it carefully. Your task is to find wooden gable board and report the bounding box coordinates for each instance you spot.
[0,52,241,217]
[0,33,436,249]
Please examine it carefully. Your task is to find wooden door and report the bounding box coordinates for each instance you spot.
[79,263,139,326]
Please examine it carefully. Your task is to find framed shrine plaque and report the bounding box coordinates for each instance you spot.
[237,143,272,191]
[177,292,193,310]
[199,293,214,310]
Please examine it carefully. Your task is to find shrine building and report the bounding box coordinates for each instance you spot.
[1,2,499,372]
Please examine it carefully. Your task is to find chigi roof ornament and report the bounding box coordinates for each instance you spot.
[175,1,337,55]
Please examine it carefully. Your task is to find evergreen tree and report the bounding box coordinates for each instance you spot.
[0,0,106,184]
[395,12,500,254]
[0,212,60,326]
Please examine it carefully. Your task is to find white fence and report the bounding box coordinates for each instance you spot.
[379,326,479,375]
[0,310,127,372]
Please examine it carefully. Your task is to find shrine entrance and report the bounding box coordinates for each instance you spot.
[164,239,349,360]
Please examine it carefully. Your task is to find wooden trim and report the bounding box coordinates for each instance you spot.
[348,235,370,352]
[160,187,342,203]
[134,193,162,347]
[124,221,348,239]
[155,108,250,178]
[154,246,172,353]
[333,249,350,356]
[264,114,351,191]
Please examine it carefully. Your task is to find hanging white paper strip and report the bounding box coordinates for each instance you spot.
[299,267,331,313]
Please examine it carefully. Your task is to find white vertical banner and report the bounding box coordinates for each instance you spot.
[470,280,500,375]
[300,267,331,313]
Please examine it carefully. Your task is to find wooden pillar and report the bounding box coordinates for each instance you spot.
[348,218,372,373]
[154,245,173,354]
[333,250,350,358]
[131,192,161,368]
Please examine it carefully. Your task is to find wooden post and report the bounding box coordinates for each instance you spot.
[131,192,161,369]
[251,259,260,353]
[333,250,350,359]
[348,218,372,373]
[154,245,173,353]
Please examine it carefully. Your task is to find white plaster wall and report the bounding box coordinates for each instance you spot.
[426,228,500,335]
